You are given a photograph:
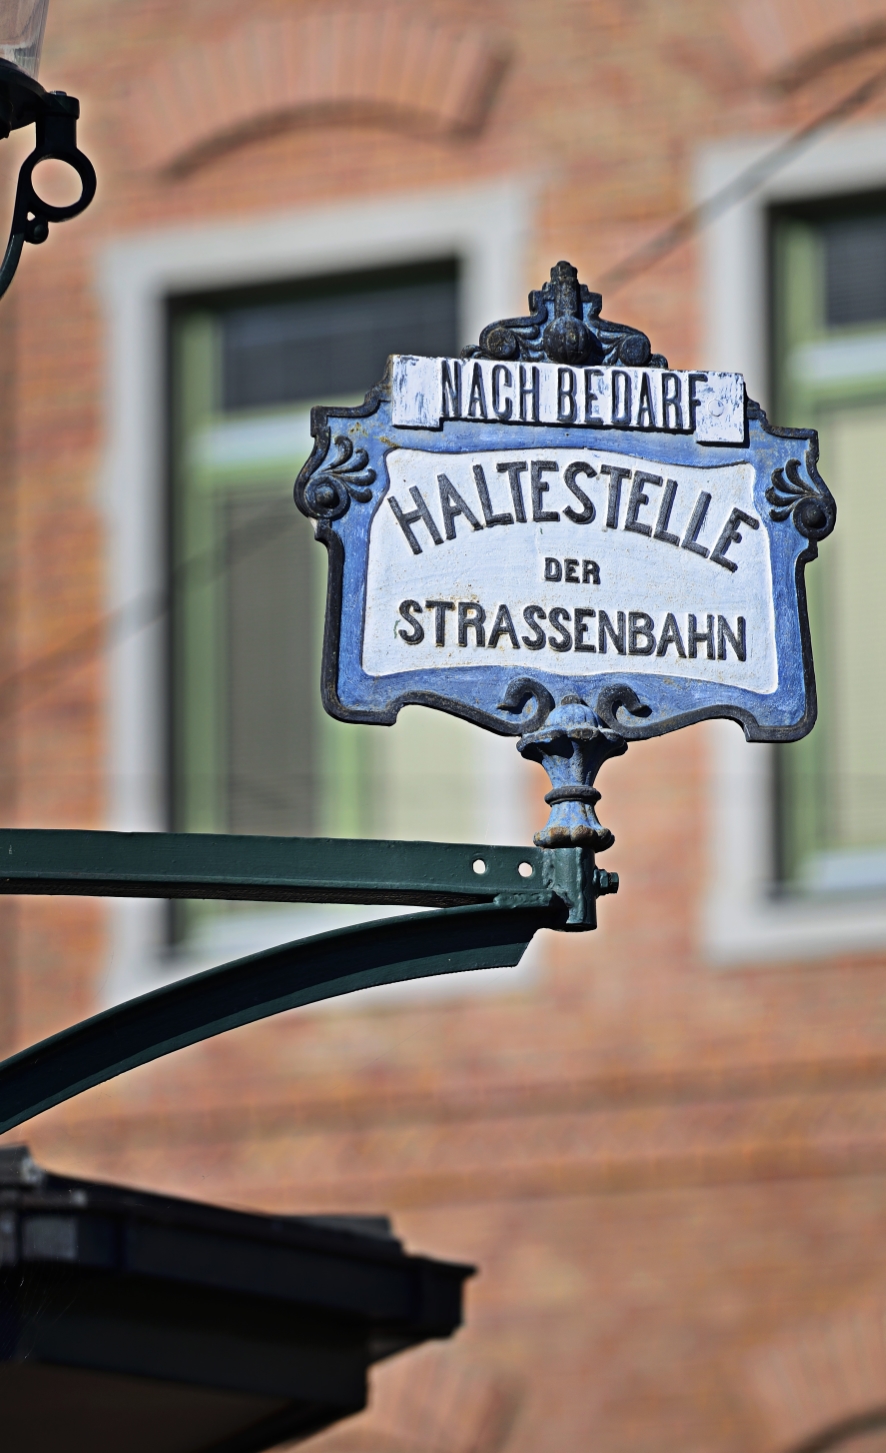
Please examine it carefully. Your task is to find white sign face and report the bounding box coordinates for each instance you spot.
[363,448,776,694]
[392,356,746,444]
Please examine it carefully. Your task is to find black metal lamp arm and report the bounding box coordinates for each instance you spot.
[0,58,96,300]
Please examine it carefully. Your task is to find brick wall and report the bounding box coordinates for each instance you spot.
[5,3,886,1452]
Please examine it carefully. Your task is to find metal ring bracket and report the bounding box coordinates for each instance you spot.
[0,75,96,300]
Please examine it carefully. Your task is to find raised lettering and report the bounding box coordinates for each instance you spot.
[531,460,560,522]
[584,369,604,425]
[438,473,483,539]
[653,479,680,545]
[544,557,562,581]
[441,360,461,419]
[557,367,578,423]
[473,464,513,527]
[519,365,540,422]
[718,615,747,661]
[497,461,528,522]
[600,464,631,529]
[467,362,488,420]
[629,611,656,655]
[491,364,514,421]
[688,373,707,433]
[397,600,424,645]
[563,461,596,524]
[656,612,686,658]
[688,613,715,659]
[612,370,632,426]
[681,491,712,558]
[582,560,600,584]
[661,373,683,430]
[636,373,656,428]
[521,604,547,650]
[388,488,443,555]
[488,604,521,650]
[624,471,663,537]
[710,508,760,572]
[574,607,596,652]
[599,610,627,654]
[425,599,454,646]
[564,558,579,583]
[458,601,486,647]
[547,607,572,652]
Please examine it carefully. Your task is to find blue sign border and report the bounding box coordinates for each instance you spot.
[295,373,834,743]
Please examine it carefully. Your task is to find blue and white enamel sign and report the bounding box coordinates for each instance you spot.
[295,262,835,744]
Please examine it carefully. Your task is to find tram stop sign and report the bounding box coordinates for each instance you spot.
[295,262,836,849]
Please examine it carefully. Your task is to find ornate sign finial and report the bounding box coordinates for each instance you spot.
[465,259,667,369]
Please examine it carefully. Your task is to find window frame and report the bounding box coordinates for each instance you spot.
[769,197,886,890]
[697,121,886,964]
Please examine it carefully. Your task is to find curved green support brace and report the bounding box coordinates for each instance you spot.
[0,903,549,1136]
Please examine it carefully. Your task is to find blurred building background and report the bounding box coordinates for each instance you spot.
[6,1,886,1450]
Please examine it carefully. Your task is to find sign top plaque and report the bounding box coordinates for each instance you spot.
[295,261,835,753]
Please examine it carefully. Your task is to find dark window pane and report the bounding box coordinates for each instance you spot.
[224,494,315,835]
[221,268,459,411]
[171,260,460,881]
[825,215,886,326]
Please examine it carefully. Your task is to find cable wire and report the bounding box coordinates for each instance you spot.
[599,58,886,293]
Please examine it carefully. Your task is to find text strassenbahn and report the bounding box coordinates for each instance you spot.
[395,601,749,662]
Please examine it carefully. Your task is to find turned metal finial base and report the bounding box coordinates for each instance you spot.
[518,695,627,850]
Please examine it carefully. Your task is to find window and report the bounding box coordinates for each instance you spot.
[99,180,531,999]
[771,197,886,894]
[167,260,486,953]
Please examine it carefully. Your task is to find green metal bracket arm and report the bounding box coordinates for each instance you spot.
[0,903,550,1136]
[0,829,616,928]
[0,829,620,1131]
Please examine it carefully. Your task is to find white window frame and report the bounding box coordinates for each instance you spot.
[96,179,538,1004]
[698,121,886,963]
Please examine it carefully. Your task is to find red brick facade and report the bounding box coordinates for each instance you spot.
[6,3,886,1451]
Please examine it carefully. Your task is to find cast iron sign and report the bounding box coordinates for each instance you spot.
[295,262,835,745]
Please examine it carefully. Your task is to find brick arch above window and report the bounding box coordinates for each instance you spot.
[126,7,509,173]
[724,0,886,88]
[746,1298,886,1453]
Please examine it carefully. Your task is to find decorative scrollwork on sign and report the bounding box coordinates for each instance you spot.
[497,676,556,734]
[766,458,835,541]
[301,436,376,521]
[463,260,668,370]
[594,683,652,736]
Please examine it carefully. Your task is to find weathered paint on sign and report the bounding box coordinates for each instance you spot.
[295,263,835,742]
[392,356,746,443]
